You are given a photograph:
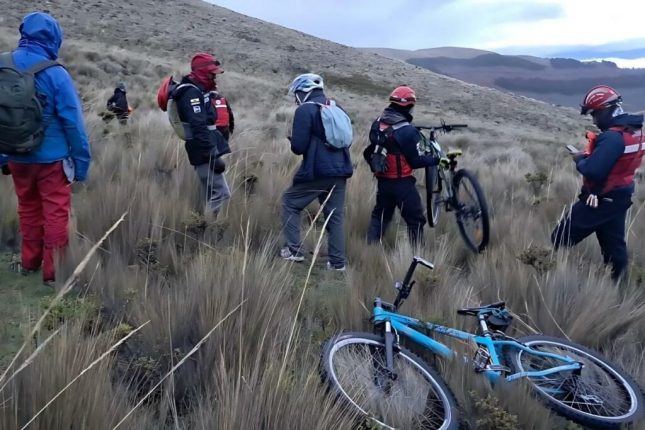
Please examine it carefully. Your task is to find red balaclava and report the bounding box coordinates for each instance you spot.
[189,52,223,91]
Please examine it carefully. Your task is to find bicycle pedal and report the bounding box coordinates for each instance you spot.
[487,365,511,373]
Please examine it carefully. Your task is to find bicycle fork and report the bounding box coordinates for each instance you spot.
[383,321,398,381]
[371,320,399,393]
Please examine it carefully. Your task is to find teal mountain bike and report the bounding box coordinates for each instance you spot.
[320,256,644,429]
[418,123,490,252]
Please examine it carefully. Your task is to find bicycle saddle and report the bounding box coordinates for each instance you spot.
[457,301,506,316]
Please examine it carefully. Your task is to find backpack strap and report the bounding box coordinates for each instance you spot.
[26,59,61,75]
[172,82,200,98]
[0,53,61,74]
[0,52,15,68]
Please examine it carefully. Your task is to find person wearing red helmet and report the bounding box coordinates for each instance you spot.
[552,85,644,281]
[173,52,231,215]
[364,86,439,245]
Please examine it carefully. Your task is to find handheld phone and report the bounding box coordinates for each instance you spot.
[565,144,578,154]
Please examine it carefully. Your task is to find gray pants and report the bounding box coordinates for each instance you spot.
[282,177,347,266]
[196,163,231,214]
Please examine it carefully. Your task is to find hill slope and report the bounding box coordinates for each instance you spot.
[1,0,584,138]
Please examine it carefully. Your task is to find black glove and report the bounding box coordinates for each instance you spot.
[1,165,10,176]
[212,157,226,174]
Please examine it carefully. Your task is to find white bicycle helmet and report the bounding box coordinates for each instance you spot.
[288,73,324,101]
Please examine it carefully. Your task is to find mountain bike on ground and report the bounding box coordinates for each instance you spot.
[320,256,644,429]
[417,123,490,252]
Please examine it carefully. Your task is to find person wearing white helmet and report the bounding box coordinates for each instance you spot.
[280,73,353,271]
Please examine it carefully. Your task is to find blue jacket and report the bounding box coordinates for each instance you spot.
[575,113,644,197]
[0,13,91,181]
[290,89,353,184]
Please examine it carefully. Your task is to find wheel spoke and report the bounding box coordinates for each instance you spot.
[516,340,638,420]
[326,337,453,429]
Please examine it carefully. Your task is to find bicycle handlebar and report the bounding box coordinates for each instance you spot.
[393,256,434,309]
[415,124,468,132]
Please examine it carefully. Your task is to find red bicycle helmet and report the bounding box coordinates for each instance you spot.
[580,85,621,115]
[389,86,416,106]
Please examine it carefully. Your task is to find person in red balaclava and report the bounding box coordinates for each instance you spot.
[173,53,231,215]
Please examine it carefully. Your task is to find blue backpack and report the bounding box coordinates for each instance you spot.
[307,100,353,149]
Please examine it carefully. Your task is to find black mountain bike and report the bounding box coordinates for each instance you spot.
[417,123,490,252]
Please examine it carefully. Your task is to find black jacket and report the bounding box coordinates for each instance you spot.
[107,89,128,115]
[174,76,230,166]
[364,106,437,170]
[289,89,353,184]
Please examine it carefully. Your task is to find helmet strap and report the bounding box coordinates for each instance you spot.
[295,91,313,105]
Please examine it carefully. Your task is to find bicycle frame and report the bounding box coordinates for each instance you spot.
[422,127,461,211]
[372,302,583,384]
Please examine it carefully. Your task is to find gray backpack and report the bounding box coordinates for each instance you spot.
[0,52,60,155]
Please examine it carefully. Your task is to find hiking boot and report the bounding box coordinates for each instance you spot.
[43,280,56,289]
[280,247,305,262]
[18,264,38,276]
[327,262,346,272]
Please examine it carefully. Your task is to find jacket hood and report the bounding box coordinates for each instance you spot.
[610,113,644,130]
[18,12,63,60]
[380,106,412,125]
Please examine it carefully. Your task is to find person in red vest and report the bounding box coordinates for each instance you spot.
[364,86,439,245]
[552,85,644,281]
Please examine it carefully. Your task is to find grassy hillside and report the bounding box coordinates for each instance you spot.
[0,1,644,429]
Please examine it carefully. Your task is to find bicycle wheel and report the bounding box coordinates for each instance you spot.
[425,166,442,227]
[452,169,490,252]
[505,335,644,428]
[320,332,459,430]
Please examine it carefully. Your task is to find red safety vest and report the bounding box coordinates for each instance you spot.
[212,96,230,128]
[375,122,414,179]
[584,126,644,195]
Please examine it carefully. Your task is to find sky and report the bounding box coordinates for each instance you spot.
[208,0,645,63]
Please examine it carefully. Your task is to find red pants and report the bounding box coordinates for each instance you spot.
[9,161,71,281]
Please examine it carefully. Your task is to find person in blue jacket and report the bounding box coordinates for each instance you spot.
[280,73,353,271]
[0,12,91,286]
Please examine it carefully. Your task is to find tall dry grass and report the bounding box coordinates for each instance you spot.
[0,28,644,430]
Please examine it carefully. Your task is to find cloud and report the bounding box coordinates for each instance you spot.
[208,0,640,54]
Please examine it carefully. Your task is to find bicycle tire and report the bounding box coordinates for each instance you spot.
[505,335,644,428]
[425,165,442,227]
[320,332,459,430]
[452,169,490,252]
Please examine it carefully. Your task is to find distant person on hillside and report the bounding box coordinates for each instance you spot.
[280,73,353,271]
[173,53,230,216]
[364,86,438,245]
[106,81,130,124]
[552,85,644,281]
[0,12,91,287]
